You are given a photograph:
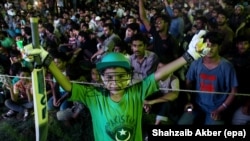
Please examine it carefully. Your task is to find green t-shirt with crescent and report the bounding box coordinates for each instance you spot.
[70,74,158,141]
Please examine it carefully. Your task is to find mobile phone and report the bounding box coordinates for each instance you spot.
[187,106,192,112]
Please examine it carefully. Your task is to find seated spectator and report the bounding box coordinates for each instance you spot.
[92,34,106,63]
[232,100,250,125]
[229,35,250,125]
[129,34,159,83]
[113,41,130,59]
[47,51,72,111]
[2,67,33,121]
[70,31,97,64]
[227,35,250,95]
[143,61,180,125]
[56,63,87,126]
[9,49,33,71]
[58,28,77,56]
[89,64,102,85]
[123,23,140,54]
[8,62,22,85]
[90,23,121,62]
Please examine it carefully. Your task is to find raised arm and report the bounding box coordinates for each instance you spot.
[138,0,151,31]
[24,44,72,92]
[154,57,186,81]
[163,0,174,17]
[47,61,72,92]
[155,30,209,81]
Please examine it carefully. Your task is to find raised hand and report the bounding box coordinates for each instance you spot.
[187,30,210,60]
[23,44,52,67]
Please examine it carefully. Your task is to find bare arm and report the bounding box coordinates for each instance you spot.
[138,0,151,31]
[217,0,226,9]
[10,85,18,102]
[91,49,105,62]
[154,57,187,82]
[217,87,236,111]
[163,0,173,17]
[211,87,236,120]
[146,91,179,105]
[73,47,82,56]
[48,61,72,92]
[26,84,33,102]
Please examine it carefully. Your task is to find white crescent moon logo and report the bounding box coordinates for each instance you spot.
[115,131,131,141]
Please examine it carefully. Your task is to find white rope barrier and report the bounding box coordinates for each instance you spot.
[1,74,250,96]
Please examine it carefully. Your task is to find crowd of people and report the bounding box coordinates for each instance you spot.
[0,0,250,140]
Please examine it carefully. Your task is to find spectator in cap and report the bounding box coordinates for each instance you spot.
[88,13,99,33]
[228,4,246,32]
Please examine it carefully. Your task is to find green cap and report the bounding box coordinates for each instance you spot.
[96,52,131,72]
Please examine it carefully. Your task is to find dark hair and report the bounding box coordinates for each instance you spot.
[195,16,207,24]
[103,23,114,31]
[23,26,31,36]
[115,40,128,53]
[235,35,250,43]
[66,63,84,80]
[44,23,54,33]
[131,33,148,45]
[18,66,31,74]
[217,9,229,18]
[78,31,90,40]
[155,13,171,24]
[10,49,22,57]
[126,23,140,32]
[50,51,69,62]
[71,23,80,30]
[15,33,22,38]
[204,31,224,45]
[10,62,22,76]
[126,15,135,21]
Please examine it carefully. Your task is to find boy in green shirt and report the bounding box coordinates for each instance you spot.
[24,30,209,141]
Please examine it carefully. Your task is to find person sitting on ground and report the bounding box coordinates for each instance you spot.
[143,61,180,125]
[229,35,250,125]
[47,51,72,111]
[129,33,159,83]
[2,67,33,121]
[56,63,88,127]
